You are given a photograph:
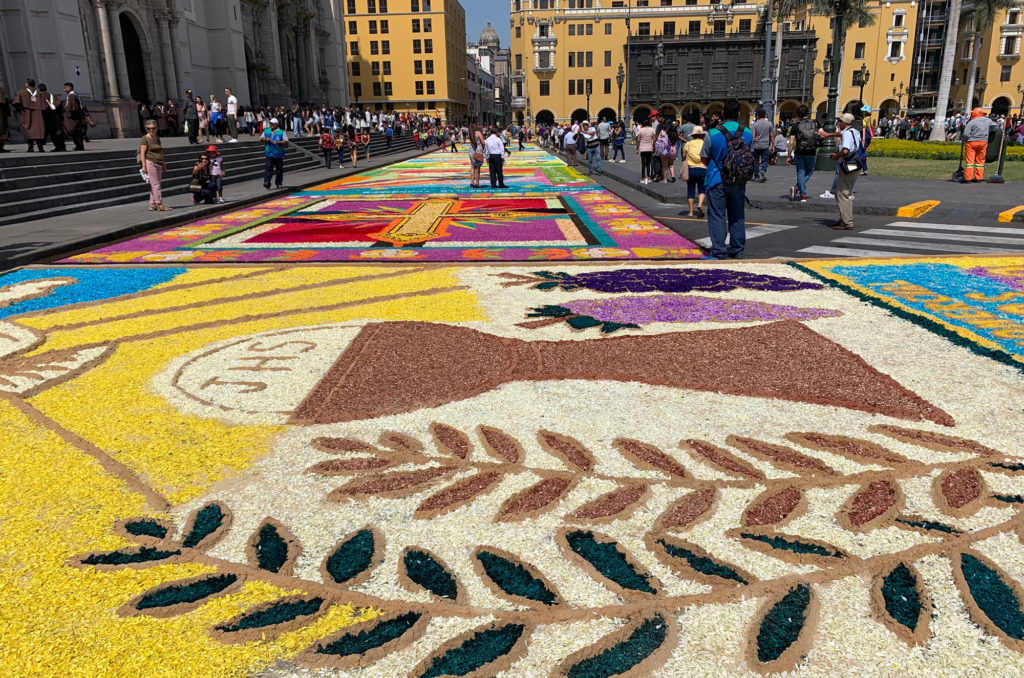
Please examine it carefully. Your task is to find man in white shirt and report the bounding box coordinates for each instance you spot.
[224,88,239,142]
[484,128,507,188]
[818,113,861,230]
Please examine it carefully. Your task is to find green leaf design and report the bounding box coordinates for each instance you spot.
[476,550,557,605]
[565,530,656,594]
[992,494,1024,504]
[216,597,325,633]
[655,539,748,585]
[252,523,290,573]
[181,504,228,550]
[960,552,1024,641]
[566,315,604,330]
[135,574,238,611]
[314,611,423,657]
[895,518,961,534]
[123,519,169,539]
[756,584,812,664]
[881,563,924,632]
[989,462,1024,472]
[404,549,459,600]
[525,304,575,319]
[740,532,844,559]
[324,529,377,585]
[418,623,526,678]
[80,547,181,567]
[566,616,668,678]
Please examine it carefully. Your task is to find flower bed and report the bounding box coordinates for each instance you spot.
[868,139,1024,161]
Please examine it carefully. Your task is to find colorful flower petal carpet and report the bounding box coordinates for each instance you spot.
[2,254,1024,677]
[58,146,701,264]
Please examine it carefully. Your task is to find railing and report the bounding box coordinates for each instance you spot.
[511,96,527,108]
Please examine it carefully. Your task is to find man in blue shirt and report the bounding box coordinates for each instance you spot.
[701,99,753,259]
[261,117,289,189]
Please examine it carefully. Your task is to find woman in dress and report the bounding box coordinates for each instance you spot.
[346,125,359,168]
[467,122,486,188]
[196,97,210,143]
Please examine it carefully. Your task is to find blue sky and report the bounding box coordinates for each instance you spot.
[466,0,511,46]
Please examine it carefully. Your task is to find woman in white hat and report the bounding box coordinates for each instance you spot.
[682,125,708,217]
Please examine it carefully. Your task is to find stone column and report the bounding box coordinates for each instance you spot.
[168,14,186,99]
[108,4,131,102]
[155,13,178,101]
[93,0,121,100]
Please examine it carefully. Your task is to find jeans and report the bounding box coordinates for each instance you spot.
[264,155,284,187]
[793,155,815,197]
[586,147,602,174]
[686,166,707,200]
[753,147,771,177]
[612,145,625,161]
[386,136,393,150]
[640,151,653,179]
[706,183,746,259]
[227,114,238,139]
[292,118,302,136]
[487,153,506,187]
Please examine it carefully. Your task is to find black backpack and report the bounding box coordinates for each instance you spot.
[717,125,755,185]
[795,119,818,153]
[576,131,587,153]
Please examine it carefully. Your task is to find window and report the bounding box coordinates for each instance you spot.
[424,18,431,32]
[347,0,356,14]
[352,82,362,98]
[348,20,357,34]
[688,20,700,34]
[415,81,424,95]
[426,81,435,95]
[515,54,522,69]
[413,39,421,53]
[380,0,387,10]
[661,0,672,5]
[569,53,575,67]
[714,20,725,34]
[516,26,521,38]
[1004,36,1019,54]
[539,81,550,96]
[368,0,376,11]
[586,24,593,35]
[664,21,675,35]
[422,0,430,9]
[425,60,434,74]
[855,42,865,59]
[412,19,420,32]
[349,41,359,55]
[605,24,612,34]
[569,80,576,95]
[1009,10,1020,25]
[604,78,611,94]
[577,51,584,66]
[380,20,388,33]
[414,60,423,74]
[351,62,361,76]
[605,50,612,67]
[893,13,904,27]
[383,61,391,75]
[889,40,900,58]
[686,0,696,4]
[539,24,549,38]
[536,52,549,68]
[424,39,433,53]
[739,19,751,33]
[381,40,390,54]
[569,25,575,36]
[371,61,380,75]
[369,20,377,33]
[638,22,651,36]
[370,40,379,54]
[373,82,382,96]
[1001,64,1012,82]
[412,0,418,9]
[586,51,593,67]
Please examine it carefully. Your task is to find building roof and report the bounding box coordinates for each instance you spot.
[480,22,500,48]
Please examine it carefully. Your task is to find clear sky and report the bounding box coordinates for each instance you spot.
[465,0,511,46]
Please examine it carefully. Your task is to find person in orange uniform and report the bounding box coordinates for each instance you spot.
[960,108,998,183]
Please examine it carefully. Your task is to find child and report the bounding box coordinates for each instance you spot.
[205,145,226,203]
[320,128,335,169]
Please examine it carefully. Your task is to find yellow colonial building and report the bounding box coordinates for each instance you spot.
[344,0,468,121]
[508,0,1024,126]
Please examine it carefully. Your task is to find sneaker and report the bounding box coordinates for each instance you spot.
[820,190,835,199]
[799,196,808,203]
[263,182,271,189]
[229,138,239,143]
[216,197,225,203]
[669,177,676,183]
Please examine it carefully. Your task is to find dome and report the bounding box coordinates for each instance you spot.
[480,22,500,48]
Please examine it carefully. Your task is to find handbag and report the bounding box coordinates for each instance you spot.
[680,159,689,182]
[189,181,203,193]
[472,152,484,163]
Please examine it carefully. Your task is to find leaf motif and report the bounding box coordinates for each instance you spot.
[414,471,504,519]
[538,430,595,471]
[474,547,560,606]
[0,345,112,397]
[307,456,394,475]
[728,436,834,476]
[612,438,686,478]
[869,425,1000,457]
[76,546,182,569]
[785,432,909,467]
[116,517,171,544]
[655,488,717,532]
[563,529,658,595]
[311,436,378,454]
[895,516,962,534]
[328,466,458,500]
[561,615,671,678]
[954,551,1024,648]
[247,518,302,576]
[377,431,425,453]
[430,422,472,459]
[122,573,241,618]
[752,583,814,669]
[477,425,523,463]
[735,530,848,562]
[213,596,328,641]
[872,562,930,645]
[299,611,429,670]
[412,621,530,678]
[934,467,985,517]
[681,439,765,480]
[321,527,382,587]
[180,502,231,551]
[838,479,903,531]
[571,484,648,523]
[496,475,575,522]
[402,547,461,601]
[649,534,753,586]
[742,486,805,528]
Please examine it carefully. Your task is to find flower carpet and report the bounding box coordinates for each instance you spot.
[2,257,1024,677]
[58,146,702,264]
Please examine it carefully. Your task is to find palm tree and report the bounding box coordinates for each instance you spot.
[963,0,1016,110]
[931,0,964,140]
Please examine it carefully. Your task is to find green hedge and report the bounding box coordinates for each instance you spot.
[868,138,1024,161]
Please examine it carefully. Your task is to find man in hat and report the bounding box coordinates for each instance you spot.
[261,117,289,189]
[13,78,47,151]
[61,82,86,151]
[206,144,227,202]
[182,89,199,144]
[818,112,861,230]
[961,108,998,183]
[0,83,10,152]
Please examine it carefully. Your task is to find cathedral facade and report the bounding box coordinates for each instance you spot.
[0,0,349,139]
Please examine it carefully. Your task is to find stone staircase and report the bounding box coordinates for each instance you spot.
[0,130,416,227]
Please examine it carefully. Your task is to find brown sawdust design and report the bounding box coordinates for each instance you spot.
[742,487,806,527]
[613,438,687,478]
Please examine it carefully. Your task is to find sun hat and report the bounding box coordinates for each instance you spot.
[206,145,218,153]
[839,113,855,124]
[270,117,280,124]
[690,125,706,136]
[861,105,872,113]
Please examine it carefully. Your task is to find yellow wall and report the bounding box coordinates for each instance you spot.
[344,0,468,121]
[950,4,1024,114]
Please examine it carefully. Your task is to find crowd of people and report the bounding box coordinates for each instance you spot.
[0,77,92,153]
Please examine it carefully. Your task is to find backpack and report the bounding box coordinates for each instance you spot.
[667,125,679,145]
[576,132,587,153]
[717,125,755,185]
[794,119,818,153]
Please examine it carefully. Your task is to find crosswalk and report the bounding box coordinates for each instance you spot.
[695,222,800,249]
[797,221,1024,258]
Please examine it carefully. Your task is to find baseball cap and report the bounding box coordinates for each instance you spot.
[839,113,855,124]
[270,117,280,124]
[206,145,219,153]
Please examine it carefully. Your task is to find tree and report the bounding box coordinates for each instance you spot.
[931,0,964,140]
[964,0,1016,111]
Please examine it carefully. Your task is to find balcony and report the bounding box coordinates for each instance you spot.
[513,69,525,78]
[532,35,557,47]
[511,96,527,109]
[533,64,557,74]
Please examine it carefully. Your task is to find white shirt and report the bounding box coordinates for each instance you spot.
[484,134,504,155]
[564,131,576,146]
[226,95,237,115]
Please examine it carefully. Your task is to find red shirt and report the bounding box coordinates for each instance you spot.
[320,133,334,149]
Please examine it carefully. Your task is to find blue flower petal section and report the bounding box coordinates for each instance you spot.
[0,268,186,319]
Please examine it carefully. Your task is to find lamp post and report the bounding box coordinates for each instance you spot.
[616,63,625,124]
[585,79,592,121]
[853,63,870,106]
[654,40,665,112]
[814,0,844,170]
[892,81,905,113]
[760,1,774,123]
[1018,83,1023,117]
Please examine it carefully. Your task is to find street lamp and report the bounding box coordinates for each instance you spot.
[815,0,845,170]
[1018,83,1023,116]
[616,63,625,124]
[654,40,665,111]
[853,63,870,107]
[585,80,592,121]
[892,81,905,113]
